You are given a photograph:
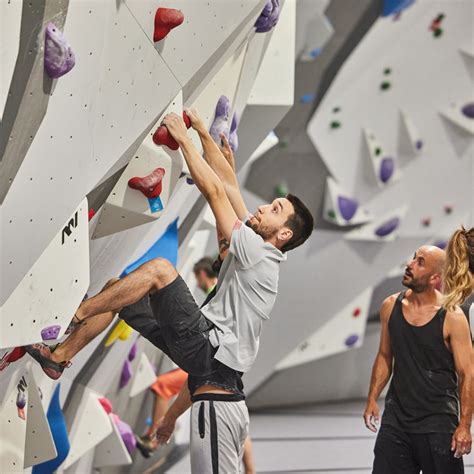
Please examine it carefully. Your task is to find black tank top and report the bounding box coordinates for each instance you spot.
[382,291,459,433]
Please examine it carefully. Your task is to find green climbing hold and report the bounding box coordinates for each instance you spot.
[327,210,336,220]
[330,121,341,129]
[375,147,382,156]
[279,140,288,148]
[333,106,341,113]
[380,81,391,90]
[433,28,443,37]
[384,68,392,75]
[274,182,289,198]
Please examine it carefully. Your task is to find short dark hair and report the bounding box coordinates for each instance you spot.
[193,257,219,278]
[281,194,314,253]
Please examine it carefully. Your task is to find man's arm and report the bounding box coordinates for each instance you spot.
[363,295,396,432]
[155,383,192,445]
[185,108,249,220]
[446,308,472,458]
[163,113,237,241]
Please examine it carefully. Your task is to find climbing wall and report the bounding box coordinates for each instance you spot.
[0,0,288,471]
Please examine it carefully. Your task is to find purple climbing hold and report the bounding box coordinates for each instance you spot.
[44,22,76,79]
[461,103,474,119]
[41,325,61,341]
[115,419,136,455]
[433,239,448,250]
[119,360,132,389]
[128,342,137,362]
[337,196,359,222]
[374,217,400,237]
[415,139,423,150]
[209,95,230,144]
[345,334,359,347]
[255,0,280,33]
[16,391,26,410]
[229,112,239,152]
[186,177,194,185]
[379,157,395,183]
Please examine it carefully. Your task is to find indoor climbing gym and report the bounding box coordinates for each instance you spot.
[1,0,473,473]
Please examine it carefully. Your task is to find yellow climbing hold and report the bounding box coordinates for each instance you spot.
[104,320,133,347]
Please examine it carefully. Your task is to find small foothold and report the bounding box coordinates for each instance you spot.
[299,93,315,104]
[374,217,400,237]
[415,139,424,150]
[99,397,113,414]
[444,205,453,214]
[128,342,137,362]
[274,182,289,198]
[119,360,132,389]
[379,157,395,183]
[309,47,321,58]
[330,121,341,129]
[154,8,184,42]
[374,147,382,156]
[44,22,76,78]
[186,177,194,185]
[145,416,153,427]
[345,334,359,347]
[279,140,288,148]
[300,341,309,351]
[461,103,474,119]
[337,196,358,222]
[16,391,26,410]
[327,210,336,220]
[128,167,166,198]
[41,325,61,341]
[333,107,341,113]
[383,67,392,75]
[433,28,443,38]
[421,217,431,227]
[209,96,230,144]
[255,0,280,33]
[88,208,95,221]
[380,81,391,90]
[352,308,361,317]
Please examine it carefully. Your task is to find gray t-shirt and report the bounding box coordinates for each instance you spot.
[201,220,286,372]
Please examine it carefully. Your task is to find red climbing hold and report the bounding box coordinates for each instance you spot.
[88,208,95,221]
[154,8,184,42]
[128,167,166,198]
[352,308,361,317]
[153,111,191,150]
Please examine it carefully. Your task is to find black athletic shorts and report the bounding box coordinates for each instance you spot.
[118,275,243,395]
[373,423,464,474]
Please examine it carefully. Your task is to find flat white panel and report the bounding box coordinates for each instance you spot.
[345,205,408,242]
[1,2,181,304]
[248,0,295,106]
[0,0,22,118]
[0,368,28,473]
[299,12,334,62]
[24,366,57,468]
[399,109,424,156]
[92,92,185,238]
[93,414,132,468]
[125,0,266,94]
[129,352,157,398]
[62,389,113,470]
[277,287,373,370]
[0,199,89,348]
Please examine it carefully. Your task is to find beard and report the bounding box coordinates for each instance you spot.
[246,219,278,240]
[402,275,431,293]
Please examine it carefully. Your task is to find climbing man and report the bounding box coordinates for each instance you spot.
[25,108,313,472]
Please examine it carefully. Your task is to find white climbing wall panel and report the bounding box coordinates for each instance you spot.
[1,199,89,348]
[93,415,132,468]
[129,352,157,398]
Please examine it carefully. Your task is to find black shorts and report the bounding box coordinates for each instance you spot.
[373,424,464,474]
[118,275,243,394]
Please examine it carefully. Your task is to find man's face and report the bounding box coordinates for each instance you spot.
[247,198,294,241]
[402,247,440,292]
[194,270,211,293]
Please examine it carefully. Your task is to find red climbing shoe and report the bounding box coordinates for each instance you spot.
[154,8,184,42]
[25,343,71,380]
[0,346,26,371]
[128,168,166,198]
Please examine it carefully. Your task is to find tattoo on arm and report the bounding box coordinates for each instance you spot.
[219,238,230,255]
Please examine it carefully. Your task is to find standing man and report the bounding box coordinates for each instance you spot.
[193,257,219,296]
[364,246,472,473]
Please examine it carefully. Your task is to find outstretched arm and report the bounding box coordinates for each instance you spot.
[185,108,249,220]
[163,113,237,242]
[447,309,472,458]
[363,295,395,432]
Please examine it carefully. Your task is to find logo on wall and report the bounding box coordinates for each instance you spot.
[61,212,78,245]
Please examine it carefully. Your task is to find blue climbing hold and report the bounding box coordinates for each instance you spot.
[345,334,359,347]
[379,157,395,184]
[299,94,315,104]
[374,217,400,237]
[381,0,415,17]
[337,196,358,222]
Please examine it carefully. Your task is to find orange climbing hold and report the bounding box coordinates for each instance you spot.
[154,8,184,42]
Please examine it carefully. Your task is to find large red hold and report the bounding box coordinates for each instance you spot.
[128,167,166,199]
[154,8,184,42]
[152,111,191,150]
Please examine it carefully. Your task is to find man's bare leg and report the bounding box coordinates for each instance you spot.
[75,258,178,321]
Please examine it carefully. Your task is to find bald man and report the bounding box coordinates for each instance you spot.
[364,246,472,473]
